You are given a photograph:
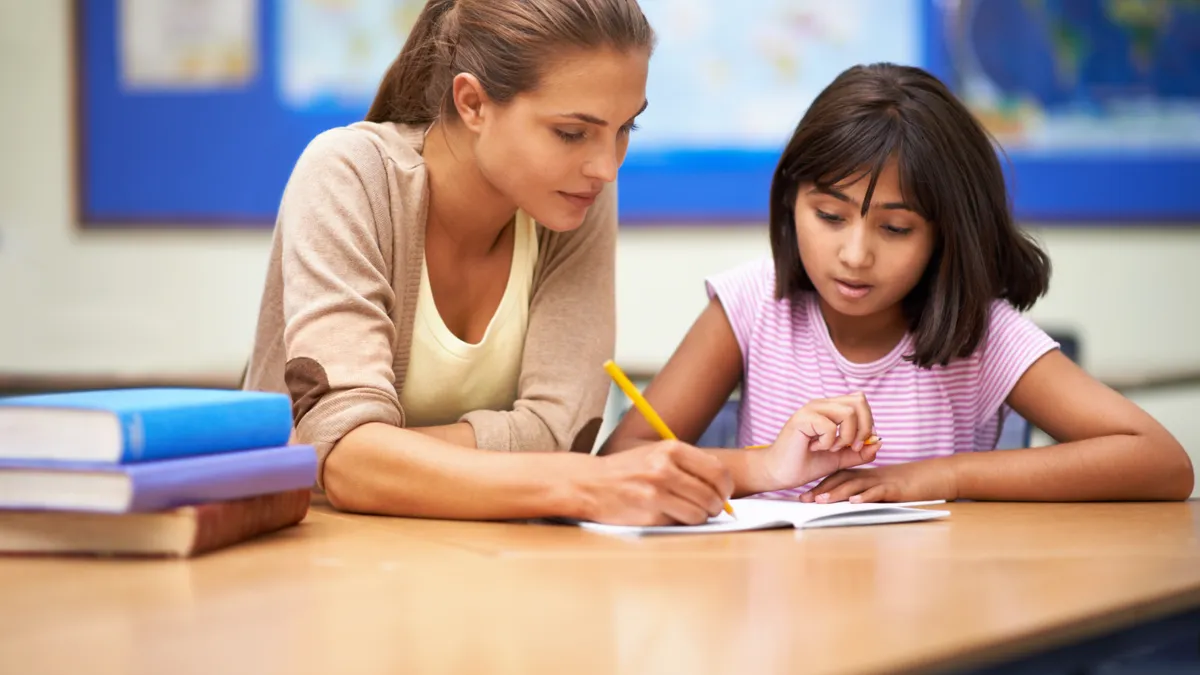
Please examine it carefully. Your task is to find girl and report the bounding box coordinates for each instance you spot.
[604,63,1194,504]
[244,0,738,525]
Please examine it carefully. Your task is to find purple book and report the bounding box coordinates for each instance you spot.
[0,445,317,513]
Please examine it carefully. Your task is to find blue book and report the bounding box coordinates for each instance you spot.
[0,444,317,513]
[0,388,293,463]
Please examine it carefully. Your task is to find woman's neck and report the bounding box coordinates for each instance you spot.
[817,296,909,363]
[422,121,518,256]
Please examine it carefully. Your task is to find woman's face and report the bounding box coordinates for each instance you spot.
[470,47,649,231]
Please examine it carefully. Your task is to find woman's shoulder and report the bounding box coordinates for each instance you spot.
[296,121,430,175]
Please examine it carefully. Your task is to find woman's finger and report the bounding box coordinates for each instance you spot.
[663,461,727,518]
[658,492,712,525]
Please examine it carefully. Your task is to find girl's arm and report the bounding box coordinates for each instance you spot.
[601,297,743,452]
[602,298,878,497]
[952,349,1193,501]
[599,298,772,497]
[805,350,1194,503]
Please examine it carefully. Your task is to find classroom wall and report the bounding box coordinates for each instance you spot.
[2,2,1198,492]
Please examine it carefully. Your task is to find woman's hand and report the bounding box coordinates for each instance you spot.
[800,458,959,504]
[758,393,880,491]
[573,440,734,526]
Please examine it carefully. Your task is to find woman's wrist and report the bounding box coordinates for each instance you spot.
[549,452,601,521]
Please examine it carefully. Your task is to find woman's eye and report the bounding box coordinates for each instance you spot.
[555,129,586,143]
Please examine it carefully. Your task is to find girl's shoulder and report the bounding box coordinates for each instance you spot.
[930,300,1054,373]
[705,256,778,309]
[705,257,816,354]
[980,299,1056,359]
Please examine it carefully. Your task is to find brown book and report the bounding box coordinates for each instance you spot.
[0,489,310,558]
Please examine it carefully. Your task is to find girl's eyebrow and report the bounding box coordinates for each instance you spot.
[808,186,917,213]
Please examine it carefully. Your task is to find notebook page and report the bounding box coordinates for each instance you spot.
[576,499,947,536]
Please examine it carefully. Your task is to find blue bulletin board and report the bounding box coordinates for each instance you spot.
[76,0,1199,227]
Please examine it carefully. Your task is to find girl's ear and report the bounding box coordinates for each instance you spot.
[451,73,489,133]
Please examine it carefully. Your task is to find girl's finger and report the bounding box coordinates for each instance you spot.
[816,477,870,504]
[848,484,889,503]
[836,392,875,450]
[800,470,855,502]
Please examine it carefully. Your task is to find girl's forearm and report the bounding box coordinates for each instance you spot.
[951,433,1193,501]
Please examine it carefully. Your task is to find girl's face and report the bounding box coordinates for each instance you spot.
[793,160,936,321]
[471,47,649,232]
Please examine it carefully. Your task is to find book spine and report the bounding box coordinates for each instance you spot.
[118,411,145,461]
[127,397,294,462]
[126,446,317,512]
[186,489,311,556]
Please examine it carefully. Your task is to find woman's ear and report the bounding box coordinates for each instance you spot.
[451,73,489,133]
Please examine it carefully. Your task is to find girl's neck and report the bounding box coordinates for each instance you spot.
[422,120,518,257]
[816,296,909,364]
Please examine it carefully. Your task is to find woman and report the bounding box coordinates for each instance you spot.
[245,0,734,525]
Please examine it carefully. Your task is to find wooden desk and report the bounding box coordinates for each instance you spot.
[1,501,1198,674]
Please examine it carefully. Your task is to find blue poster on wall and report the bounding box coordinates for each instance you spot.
[77,0,1198,226]
[922,0,1199,222]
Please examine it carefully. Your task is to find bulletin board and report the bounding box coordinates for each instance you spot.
[75,0,1199,227]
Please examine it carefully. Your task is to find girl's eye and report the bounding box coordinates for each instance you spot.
[816,209,844,223]
[555,129,586,143]
[883,224,913,235]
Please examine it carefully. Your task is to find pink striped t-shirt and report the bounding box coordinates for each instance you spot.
[706,257,1059,499]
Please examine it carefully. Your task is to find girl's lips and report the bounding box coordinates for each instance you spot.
[835,279,872,299]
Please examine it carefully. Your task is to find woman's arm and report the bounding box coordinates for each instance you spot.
[324,422,734,524]
[411,423,477,448]
[269,132,737,523]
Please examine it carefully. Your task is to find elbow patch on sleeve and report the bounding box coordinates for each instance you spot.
[285,357,331,425]
[570,417,603,454]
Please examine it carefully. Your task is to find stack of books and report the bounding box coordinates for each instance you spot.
[0,388,317,558]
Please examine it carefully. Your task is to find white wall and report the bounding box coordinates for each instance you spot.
[2,2,1197,493]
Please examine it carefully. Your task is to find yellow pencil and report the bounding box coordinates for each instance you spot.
[603,360,736,519]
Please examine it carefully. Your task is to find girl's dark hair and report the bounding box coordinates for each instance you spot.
[769,62,1051,368]
[366,0,655,125]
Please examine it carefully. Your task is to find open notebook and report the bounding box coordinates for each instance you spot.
[576,498,949,536]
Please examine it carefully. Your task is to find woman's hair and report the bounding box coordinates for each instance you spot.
[769,62,1051,368]
[366,0,655,125]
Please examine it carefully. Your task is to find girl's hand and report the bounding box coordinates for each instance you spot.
[799,459,959,504]
[759,393,880,491]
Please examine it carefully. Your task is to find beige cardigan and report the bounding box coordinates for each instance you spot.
[244,122,616,486]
